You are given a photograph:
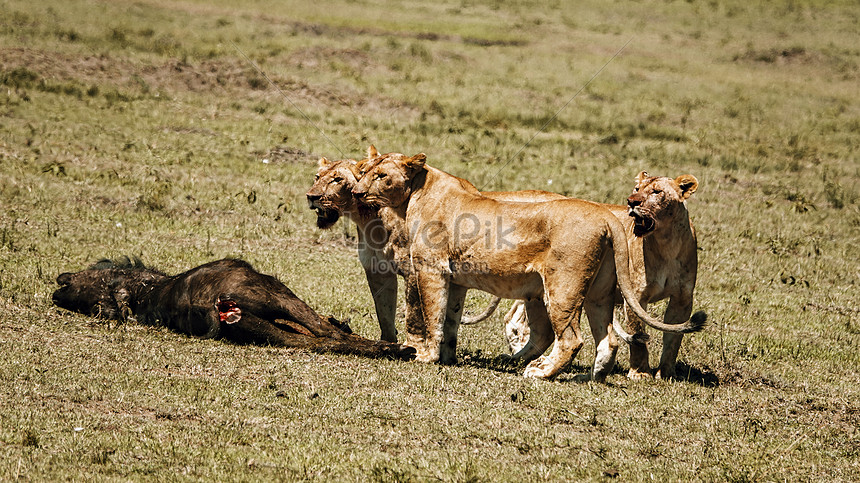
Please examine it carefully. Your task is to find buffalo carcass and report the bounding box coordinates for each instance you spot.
[52,258,414,360]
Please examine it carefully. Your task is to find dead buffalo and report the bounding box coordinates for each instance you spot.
[52,258,414,360]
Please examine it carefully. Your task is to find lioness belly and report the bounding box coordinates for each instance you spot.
[450,271,543,300]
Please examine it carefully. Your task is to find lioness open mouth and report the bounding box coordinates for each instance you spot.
[630,211,655,237]
[314,207,340,229]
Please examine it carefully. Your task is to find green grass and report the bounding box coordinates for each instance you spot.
[2,0,859,480]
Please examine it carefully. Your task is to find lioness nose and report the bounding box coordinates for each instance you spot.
[352,189,366,198]
[306,193,321,202]
[627,196,642,208]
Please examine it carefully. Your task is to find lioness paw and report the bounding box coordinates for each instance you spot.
[655,367,676,380]
[627,369,654,381]
[523,357,554,379]
[414,350,440,364]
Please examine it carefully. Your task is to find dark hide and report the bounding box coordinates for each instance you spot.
[53,258,414,360]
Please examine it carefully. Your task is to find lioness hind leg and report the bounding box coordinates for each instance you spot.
[656,333,683,380]
[523,320,583,379]
[510,299,553,362]
[585,257,621,383]
[523,293,585,380]
[585,299,618,383]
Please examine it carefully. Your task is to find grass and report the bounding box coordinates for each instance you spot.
[1,0,859,480]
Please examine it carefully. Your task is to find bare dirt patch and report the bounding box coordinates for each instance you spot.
[731,45,858,79]
[255,15,527,47]
[0,47,253,94]
[0,47,421,115]
[255,145,317,164]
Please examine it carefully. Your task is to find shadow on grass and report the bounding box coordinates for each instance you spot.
[669,362,721,387]
[456,349,615,383]
[457,349,525,375]
[457,350,721,387]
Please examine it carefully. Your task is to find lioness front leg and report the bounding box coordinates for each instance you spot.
[411,270,450,364]
[363,267,398,342]
[358,224,399,342]
[625,301,653,380]
[402,274,427,357]
[655,298,693,380]
[441,284,468,364]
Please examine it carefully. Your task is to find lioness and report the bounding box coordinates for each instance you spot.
[306,154,400,342]
[351,151,706,381]
[497,172,701,379]
[305,147,512,342]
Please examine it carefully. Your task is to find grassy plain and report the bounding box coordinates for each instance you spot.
[1,0,859,480]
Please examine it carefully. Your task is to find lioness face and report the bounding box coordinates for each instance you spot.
[627,171,698,237]
[306,158,360,229]
[352,152,426,209]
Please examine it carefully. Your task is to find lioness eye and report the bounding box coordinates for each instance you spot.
[333,177,343,183]
[314,174,320,180]
[376,173,386,180]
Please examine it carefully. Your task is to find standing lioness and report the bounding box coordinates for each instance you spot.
[306,155,399,342]
[352,151,706,381]
[305,149,494,343]
[502,172,701,379]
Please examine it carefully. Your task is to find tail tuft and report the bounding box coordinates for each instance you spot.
[633,332,651,345]
[689,311,707,332]
[612,317,650,346]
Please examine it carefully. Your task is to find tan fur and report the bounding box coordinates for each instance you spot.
[499,172,701,379]
[305,147,509,342]
[352,152,705,381]
[305,150,399,342]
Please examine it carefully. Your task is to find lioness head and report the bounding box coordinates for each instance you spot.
[352,149,426,209]
[627,171,699,237]
[305,157,362,229]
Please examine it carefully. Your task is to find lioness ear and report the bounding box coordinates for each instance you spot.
[354,157,369,175]
[634,171,649,189]
[403,153,427,171]
[675,174,699,199]
[347,163,362,177]
[318,157,331,168]
[367,145,379,159]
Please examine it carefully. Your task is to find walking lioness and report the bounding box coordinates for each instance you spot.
[351,151,706,381]
[489,172,701,379]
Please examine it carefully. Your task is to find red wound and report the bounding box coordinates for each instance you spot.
[216,299,242,324]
